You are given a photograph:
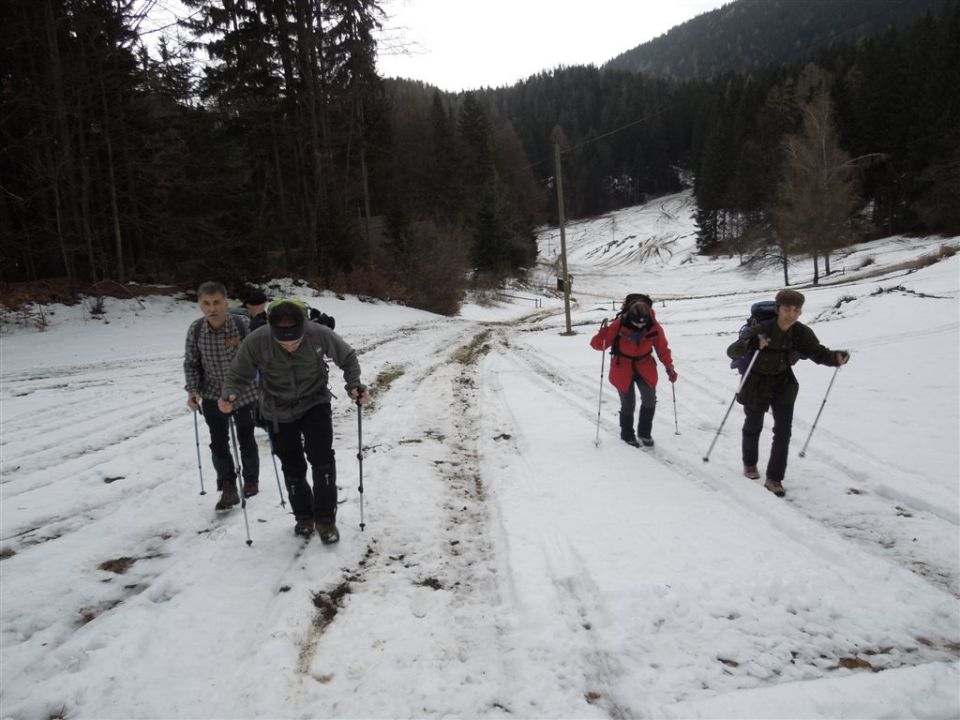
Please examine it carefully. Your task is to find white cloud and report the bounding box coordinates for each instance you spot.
[376,0,731,91]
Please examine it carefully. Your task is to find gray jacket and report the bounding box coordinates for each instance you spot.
[222,322,362,423]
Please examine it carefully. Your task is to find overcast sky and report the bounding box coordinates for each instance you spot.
[375,0,732,92]
[140,0,732,93]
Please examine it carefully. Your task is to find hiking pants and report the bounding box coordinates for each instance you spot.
[618,374,657,438]
[742,400,795,482]
[271,403,337,523]
[200,399,259,489]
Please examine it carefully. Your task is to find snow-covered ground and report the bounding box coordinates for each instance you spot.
[2,191,958,719]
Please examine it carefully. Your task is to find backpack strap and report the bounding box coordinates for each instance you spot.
[192,315,247,347]
[610,323,654,360]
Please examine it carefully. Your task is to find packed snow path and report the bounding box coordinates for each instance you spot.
[2,194,958,718]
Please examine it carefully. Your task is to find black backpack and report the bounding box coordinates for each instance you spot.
[619,293,653,315]
[308,306,335,330]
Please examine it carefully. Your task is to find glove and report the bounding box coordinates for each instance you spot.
[186,392,201,411]
[667,367,678,383]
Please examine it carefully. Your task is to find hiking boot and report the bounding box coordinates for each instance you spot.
[294,517,314,538]
[316,521,340,545]
[242,481,259,498]
[639,436,655,448]
[620,430,640,447]
[215,481,240,510]
[764,478,786,497]
[743,465,761,480]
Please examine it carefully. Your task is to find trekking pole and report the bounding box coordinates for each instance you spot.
[671,383,680,435]
[266,430,287,509]
[228,416,254,546]
[799,365,842,458]
[193,410,206,495]
[594,318,609,447]
[356,397,365,531]
[703,350,760,463]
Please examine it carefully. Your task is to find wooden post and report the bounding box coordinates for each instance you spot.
[552,126,574,336]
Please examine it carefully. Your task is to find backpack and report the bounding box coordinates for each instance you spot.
[308,306,335,330]
[192,313,247,348]
[729,301,776,374]
[619,293,653,315]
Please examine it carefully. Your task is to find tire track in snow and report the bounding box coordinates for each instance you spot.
[282,321,514,716]
[503,328,960,602]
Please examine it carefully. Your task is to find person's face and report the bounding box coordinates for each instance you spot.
[777,304,802,329]
[198,292,228,327]
[247,302,267,317]
[275,335,304,353]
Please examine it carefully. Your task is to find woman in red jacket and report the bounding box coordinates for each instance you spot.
[590,296,677,447]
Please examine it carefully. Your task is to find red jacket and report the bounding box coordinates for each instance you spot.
[590,309,674,391]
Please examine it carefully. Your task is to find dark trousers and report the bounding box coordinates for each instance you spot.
[742,401,794,482]
[271,403,337,523]
[618,375,657,438]
[201,399,259,488]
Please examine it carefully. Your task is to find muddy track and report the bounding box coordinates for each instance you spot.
[290,321,507,687]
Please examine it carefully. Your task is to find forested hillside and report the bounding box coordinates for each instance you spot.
[487,1,959,279]
[2,0,957,309]
[604,0,952,80]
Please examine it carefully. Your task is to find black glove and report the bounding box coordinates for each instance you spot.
[350,383,367,400]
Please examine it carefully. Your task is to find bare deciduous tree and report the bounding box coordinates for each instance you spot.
[775,69,859,285]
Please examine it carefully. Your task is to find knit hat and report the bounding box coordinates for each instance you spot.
[775,289,805,308]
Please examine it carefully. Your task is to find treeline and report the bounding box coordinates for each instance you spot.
[0,0,541,313]
[604,0,952,82]
[484,1,959,281]
[688,2,960,266]
[2,0,957,308]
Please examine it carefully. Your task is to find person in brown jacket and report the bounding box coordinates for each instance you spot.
[727,289,849,497]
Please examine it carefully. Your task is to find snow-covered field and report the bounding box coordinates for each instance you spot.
[2,191,958,719]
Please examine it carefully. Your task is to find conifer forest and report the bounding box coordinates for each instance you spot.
[2,0,958,312]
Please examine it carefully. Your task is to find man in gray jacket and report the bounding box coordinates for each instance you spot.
[219,300,370,543]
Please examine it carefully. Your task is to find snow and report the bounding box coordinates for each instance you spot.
[2,190,958,719]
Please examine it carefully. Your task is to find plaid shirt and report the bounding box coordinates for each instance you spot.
[183,316,258,407]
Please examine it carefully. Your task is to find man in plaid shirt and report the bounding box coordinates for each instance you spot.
[184,281,260,509]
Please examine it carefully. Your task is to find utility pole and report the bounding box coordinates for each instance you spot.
[552,126,574,335]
